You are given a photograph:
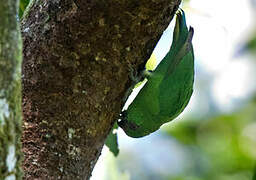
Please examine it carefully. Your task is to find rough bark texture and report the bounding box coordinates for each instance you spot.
[21,0,181,179]
[0,0,23,179]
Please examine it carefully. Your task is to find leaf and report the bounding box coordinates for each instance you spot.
[19,0,30,18]
[105,123,119,156]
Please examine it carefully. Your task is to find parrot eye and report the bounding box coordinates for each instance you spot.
[127,121,140,130]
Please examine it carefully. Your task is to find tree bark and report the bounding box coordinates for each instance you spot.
[21,0,181,179]
[0,0,23,179]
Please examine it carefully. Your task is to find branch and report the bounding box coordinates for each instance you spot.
[21,0,181,179]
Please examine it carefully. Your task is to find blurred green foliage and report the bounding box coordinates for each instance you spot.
[165,98,256,180]
[19,0,30,18]
[246,34,256,52]
[253,166,256,180]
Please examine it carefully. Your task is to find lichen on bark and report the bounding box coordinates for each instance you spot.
[0,0,23,179]
[21,0,181,179]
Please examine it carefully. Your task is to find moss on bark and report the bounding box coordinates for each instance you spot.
[0,0,23,179]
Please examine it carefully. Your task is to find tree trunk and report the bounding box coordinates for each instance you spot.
[0,0,23,179]
[21,0,181,179]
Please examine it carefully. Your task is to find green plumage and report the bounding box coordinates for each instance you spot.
[118,10,195,138]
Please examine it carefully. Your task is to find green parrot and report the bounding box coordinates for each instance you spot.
[118,10,195,138]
